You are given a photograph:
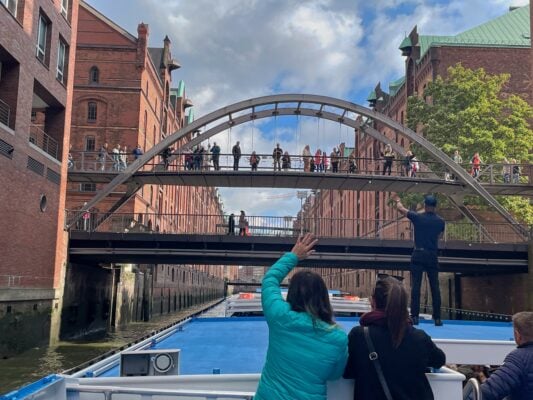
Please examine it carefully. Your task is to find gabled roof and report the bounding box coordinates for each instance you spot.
[80,1,137,43]
[366,90,377,102]
[148,48,164,69]
[416,5,530,59]
[388,76,405,96]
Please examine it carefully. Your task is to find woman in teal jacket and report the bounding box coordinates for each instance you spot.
[255,234,348,400]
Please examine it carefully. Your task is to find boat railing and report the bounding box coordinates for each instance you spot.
[66,384,254,399]
[462,377,482,400]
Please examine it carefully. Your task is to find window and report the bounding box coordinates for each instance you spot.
[36,14,49,63]
[61,0,68,18]
[87,102,97,122]
[85,135,95,151]
[1,0,17,16]
[80,183,96,192]
[143,110,147,134]
[56,39,67,83]
[89,66,99,84]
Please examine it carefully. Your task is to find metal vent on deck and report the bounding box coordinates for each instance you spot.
[47,168,61,185]
[0,139,14,159]
[27,157,45,176]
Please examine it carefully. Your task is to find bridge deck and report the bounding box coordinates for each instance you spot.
[69,233,528,274]
[67,171,533,196]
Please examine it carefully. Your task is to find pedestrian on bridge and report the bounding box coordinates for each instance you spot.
[232,141,241,171]
[250,151,261,171]
[98,143,108,171]
[272,143,283,171]
[227,213,235,235]
[302,145,312,172]
[282,151,291,170]
[210,142,221,170]
[381,144,395,176]
[393,194,445,327]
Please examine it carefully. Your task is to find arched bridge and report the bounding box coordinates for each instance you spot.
[68,169,532,197]
[68,94,527,231]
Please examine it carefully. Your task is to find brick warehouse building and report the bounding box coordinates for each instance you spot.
[0,0,79,356]
[60,1,232,339]
[302,5,533,314]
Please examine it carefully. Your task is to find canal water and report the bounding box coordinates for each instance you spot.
[0,301,220,393]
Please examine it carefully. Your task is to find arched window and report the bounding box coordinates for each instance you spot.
[89,66,99,84]
[87,102,97,122]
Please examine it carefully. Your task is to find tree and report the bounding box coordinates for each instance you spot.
[407,64,533,223]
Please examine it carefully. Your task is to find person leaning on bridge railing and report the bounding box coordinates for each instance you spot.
[393,194,445,327]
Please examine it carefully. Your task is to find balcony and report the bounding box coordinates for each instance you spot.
[29,124,59,160]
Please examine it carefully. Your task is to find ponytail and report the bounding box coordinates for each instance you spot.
[385,283,409,348]
[373,276,409,348]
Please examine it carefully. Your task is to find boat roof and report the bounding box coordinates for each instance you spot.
[93,316,514,378]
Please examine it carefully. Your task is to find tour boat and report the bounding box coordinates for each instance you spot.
[1,294,514,400]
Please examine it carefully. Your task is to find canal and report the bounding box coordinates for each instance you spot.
[0,301,220,393]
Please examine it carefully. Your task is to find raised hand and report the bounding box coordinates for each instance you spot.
[291,233,318,260]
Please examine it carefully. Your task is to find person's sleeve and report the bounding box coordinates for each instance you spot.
[261,252,297,322]
[425,334,446,368]
[343,329,358,379]
[328,334,348,380]
[407,210,417,222]
[479,350,523,400]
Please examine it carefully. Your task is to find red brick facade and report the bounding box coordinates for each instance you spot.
[63,2,233,326]
[0,0,79,355]
[303,10,533,314]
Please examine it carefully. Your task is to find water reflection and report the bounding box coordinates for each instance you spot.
[0,302,217,393]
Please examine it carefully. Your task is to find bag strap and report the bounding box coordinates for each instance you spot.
[363,326,393,400]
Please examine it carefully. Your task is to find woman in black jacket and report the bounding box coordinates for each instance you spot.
[344,276,445,400]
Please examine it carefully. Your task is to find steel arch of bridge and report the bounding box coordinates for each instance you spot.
[70,94,521,229]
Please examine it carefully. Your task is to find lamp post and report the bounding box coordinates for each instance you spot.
[296,190,308,236]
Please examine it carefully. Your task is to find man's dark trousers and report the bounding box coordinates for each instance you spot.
[410,249,441,320]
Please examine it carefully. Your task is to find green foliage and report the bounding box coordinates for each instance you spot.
[407,63,533,223]
[497,197,533,225]
[407,63,533,163]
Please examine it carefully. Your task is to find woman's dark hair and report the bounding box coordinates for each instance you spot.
[287,270,335,325]
[373,276,409,348]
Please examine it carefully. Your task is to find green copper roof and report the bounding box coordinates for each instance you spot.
[417,5,530,59]
[399,36,412,49]
[367,90,377,101]
[177,80,185,97]
[344,147,354,157]
[187,108,194,124]
[389,76,405,96]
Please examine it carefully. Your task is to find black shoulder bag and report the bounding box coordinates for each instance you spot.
[364,326,393,400]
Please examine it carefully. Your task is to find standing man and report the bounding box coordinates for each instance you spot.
[98,142,108,171]
[272,143,283,171]
[232,141,241,171]
[393,194,445,326]
[132,144,143,160]
[211,141,221,171]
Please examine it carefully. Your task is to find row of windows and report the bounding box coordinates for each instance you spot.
[36,10,69,84]
[2,0,69,19]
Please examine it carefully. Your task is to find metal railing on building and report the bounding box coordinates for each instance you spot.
[0,99,10,127]
[29,124,60,160]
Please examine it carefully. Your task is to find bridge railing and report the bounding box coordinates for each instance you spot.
[67,150,531,184]
[66,211,530,243]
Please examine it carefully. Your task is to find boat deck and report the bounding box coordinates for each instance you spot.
[95,316,514,378]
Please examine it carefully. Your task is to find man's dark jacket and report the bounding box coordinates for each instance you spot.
[479,342,533,400]
[344,313,445,400]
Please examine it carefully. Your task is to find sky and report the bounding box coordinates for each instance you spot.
[87,0,529,217]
